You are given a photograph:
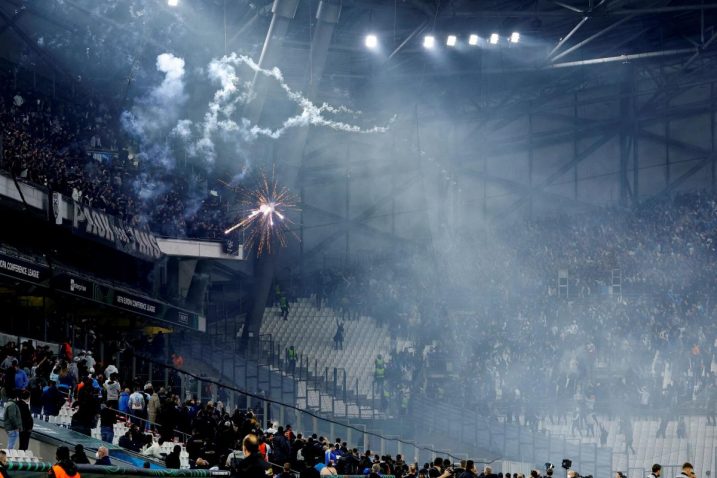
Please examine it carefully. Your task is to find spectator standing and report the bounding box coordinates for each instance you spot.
[17,390,33,450]
[99,403,116,444]
[42,381,64,417]
[2,360,17,401]
[280,296,290,321]
[147,386,160,429]
[3,394,23,449]
[118,388,130,414]
[129,386,146,426]
[13,361,28,392]
[103,374,121,410]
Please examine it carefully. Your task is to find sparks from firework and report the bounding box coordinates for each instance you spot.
[223,172,297,256]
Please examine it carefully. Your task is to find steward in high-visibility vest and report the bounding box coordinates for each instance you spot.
[374,355,385,381]
[49,446,80,478]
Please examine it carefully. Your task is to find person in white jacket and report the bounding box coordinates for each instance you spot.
[141,438,165,460]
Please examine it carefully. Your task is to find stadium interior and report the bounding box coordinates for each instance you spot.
[2,1,717,478]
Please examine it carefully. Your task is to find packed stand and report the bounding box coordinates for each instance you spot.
[0,68,230,240]
[298,191,717,432]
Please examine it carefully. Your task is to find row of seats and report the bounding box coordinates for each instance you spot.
[261,297,393,399]
[0,449,41,463]
[542,415,714,476]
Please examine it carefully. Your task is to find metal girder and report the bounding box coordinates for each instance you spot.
[551,13,637,62]
[461,167,604,211]
[643,152,717,202]
[300,203,416,245]
[638,128,712,157]
[0,10,78,87]
[495,132,619,218]
[548,16,589,59]
[0,7,24,37]
[447,5,717,18]
[684,30,717,69]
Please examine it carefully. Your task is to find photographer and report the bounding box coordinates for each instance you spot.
[649,464,661,478]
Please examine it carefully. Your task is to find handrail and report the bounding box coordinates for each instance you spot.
[103,405,192,444]
[5,462,229,476]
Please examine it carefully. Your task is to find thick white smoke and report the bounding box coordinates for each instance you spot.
[121,53,188,168]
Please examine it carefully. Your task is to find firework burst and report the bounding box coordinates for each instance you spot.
[223,171,297,256]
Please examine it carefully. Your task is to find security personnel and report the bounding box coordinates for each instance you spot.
[286,346,297,374]
[374,355,386,397]
[49,446,80,478]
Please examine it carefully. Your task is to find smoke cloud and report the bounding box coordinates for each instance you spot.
[121,52,188,168]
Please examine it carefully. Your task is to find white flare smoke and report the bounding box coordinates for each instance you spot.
[192,53,392,160]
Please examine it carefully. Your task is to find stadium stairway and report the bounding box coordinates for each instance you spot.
[201,296,397,419]
[541,416,716,476]
[260,297,397,411]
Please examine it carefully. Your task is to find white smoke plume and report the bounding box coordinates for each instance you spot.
[193,53,392,158]
[121,53,188,167]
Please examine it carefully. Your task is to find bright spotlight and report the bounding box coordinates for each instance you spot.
[423,35,435,49]
[510,32,520,43]
[489,33,499,45]
[446,35,457,47]
[167,0,178,6]
[365,34,378,49]
[468,34,479,46]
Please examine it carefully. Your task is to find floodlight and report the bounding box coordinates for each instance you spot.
[446,35,457,47]
[365,34,378,49]
[510,32,520,43]
[423,35,435,49]
[489,33,499,45]
[468,34,479,46]
[167,0,178,6]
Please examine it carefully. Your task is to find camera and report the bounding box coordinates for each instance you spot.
[561,460,572,471]
[545,464,555,471]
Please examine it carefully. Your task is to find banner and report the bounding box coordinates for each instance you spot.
[92,283,202,330]
[113,291,161,317]
[52,273,94,299]
[52,192,65,225]
[0,251,49,284]
[72,203,162,260]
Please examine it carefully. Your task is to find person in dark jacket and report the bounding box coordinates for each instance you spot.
[17,390,34,450]
[42,381,64,417]
[71,445,90,465]
[165,445,181,469]
[49,446,80,478]
[271,427,291,465]
[459,461,478,478]
[233,434,270,478]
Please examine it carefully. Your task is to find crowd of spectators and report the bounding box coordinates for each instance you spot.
[0,67,231,240]
[299,190,717,439]
[1,333,493,478]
